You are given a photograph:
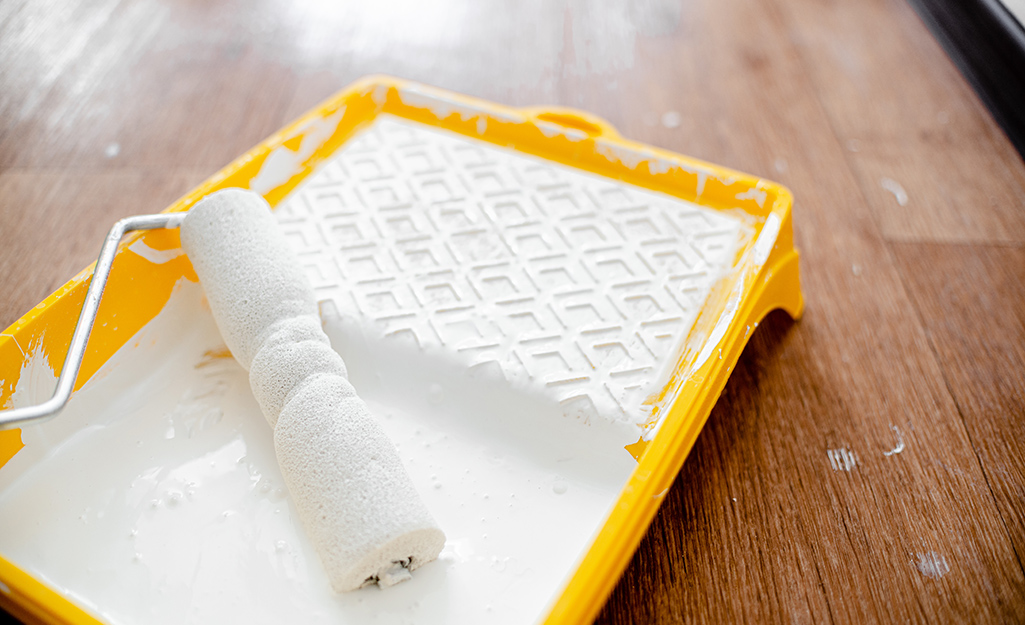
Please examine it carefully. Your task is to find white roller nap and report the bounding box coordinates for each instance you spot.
[180,188,445,591]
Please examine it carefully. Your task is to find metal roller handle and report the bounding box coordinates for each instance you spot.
[0,213,186,430]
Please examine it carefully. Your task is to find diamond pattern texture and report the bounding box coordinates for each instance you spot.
[276,117,744,425]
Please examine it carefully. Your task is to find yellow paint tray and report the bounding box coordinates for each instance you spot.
[0,76,802,625]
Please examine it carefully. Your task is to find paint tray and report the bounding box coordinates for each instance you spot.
[0,77,802,625]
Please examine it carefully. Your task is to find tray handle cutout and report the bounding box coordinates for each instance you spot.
[527,107,621,139]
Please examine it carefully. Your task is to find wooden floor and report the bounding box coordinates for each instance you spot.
[2,0,1024,622]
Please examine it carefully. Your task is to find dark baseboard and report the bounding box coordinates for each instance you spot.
[908,0,1025,159]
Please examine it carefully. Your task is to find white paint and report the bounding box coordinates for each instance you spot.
[595,140,653,170]
[915,551,950,579]
[128,239,183,265]
[735,186,767,208]
[880,177,908,207]
[105,142,120,159]
[752,213,782,265]
[395,87,523,135]
[774,158,787,174]
[398,88,473,122]
[565,128,587,142]
[689,281,744,375]
[646,158,673,175]
[883,424,905,456]
[249,107,345,196]
[396,86,519,127]
[5,336,57,411]
[642,274,748,445]
[534,120,586,142]
[641,211,760,437]
[378,563,412,587]
[827,447,857,471]
[660,111,681,129]
[0,282,639,625]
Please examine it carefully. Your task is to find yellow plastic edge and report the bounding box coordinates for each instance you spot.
[0,75,802,625]
[0,557,104,625]
[541,203,802,625]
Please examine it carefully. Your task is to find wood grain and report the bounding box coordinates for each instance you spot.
[778,0,1025,244]
[2,0,1024,623]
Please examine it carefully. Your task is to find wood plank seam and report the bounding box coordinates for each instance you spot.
[893,241,1025,580]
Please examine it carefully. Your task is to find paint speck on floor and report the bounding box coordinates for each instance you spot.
[827,447,857,471]
[880,177,908,206]
[883,424,905,457]
[915,551,950,579]
[660,111,681,129]
[105,142,120,158]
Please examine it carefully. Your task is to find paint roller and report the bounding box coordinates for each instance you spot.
[179,188,445,591]
[0,186,444,590]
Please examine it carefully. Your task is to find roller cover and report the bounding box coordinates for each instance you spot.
[180,188,445,591]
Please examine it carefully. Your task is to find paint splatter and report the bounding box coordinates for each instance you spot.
[735,187,767,208]
[880,177,908,206]
[883,425,905,456]
[660,111,681,129]
[827,447,857,471]
[8,339,57,410]
[249,107,345,195]
[915,552,950,579]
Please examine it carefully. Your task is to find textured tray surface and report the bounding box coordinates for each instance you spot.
[276,116,746,426]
